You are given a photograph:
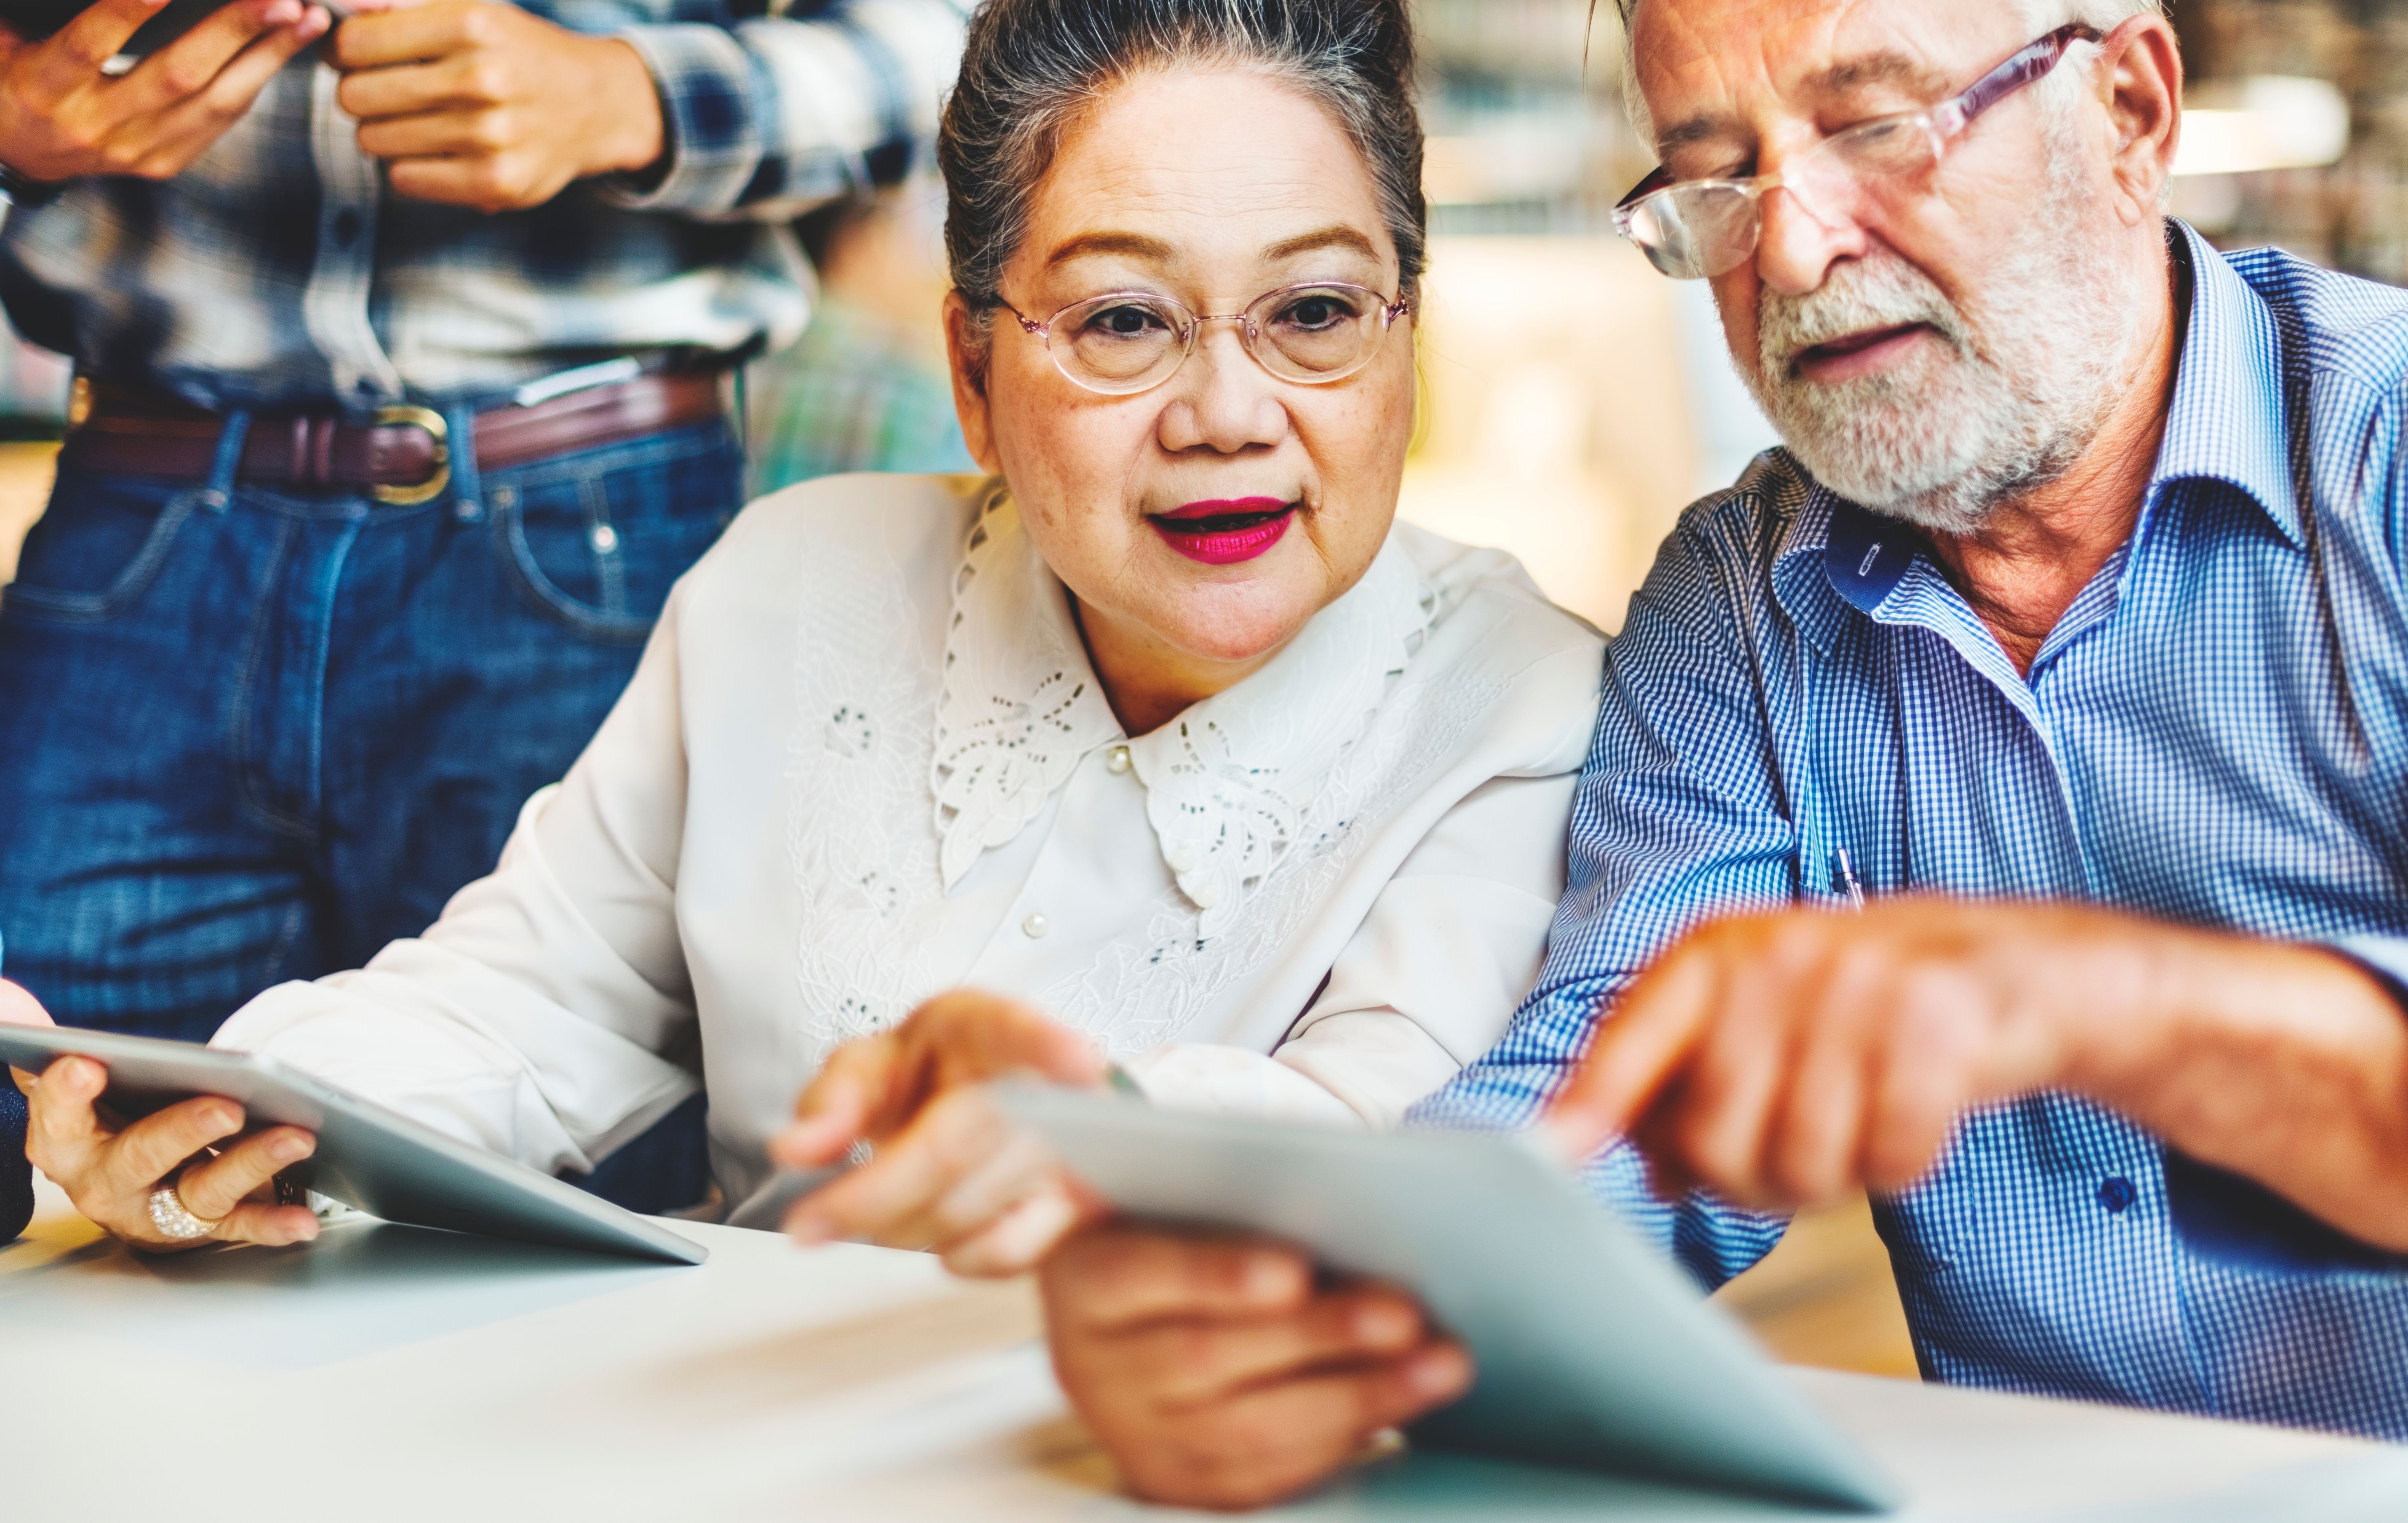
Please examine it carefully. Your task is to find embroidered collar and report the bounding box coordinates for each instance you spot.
[929,487,1434,935]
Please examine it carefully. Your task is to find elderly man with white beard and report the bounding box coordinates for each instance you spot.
[1015,0,2408,1509]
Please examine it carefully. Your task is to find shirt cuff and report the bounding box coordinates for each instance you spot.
[598,24,764,215]
[2326,933,2408,1010]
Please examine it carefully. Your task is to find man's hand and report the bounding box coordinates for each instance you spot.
[0,0,329,183]
[773,989,1109,1276]
[1041,1225,1471,1510]
[332,0,663,213]
[1543,897,2408,1250]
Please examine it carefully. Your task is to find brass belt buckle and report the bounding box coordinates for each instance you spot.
[370,405,451,506]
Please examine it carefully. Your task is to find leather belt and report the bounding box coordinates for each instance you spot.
[60,371,728,506]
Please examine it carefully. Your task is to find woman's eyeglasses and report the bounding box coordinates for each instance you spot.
[1612,22,2105,281]
[990,282,1411,397]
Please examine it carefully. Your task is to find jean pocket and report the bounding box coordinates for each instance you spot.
[0,474,200,626]
[492,423,741,646]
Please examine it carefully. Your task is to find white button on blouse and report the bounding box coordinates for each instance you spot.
[214,475,1605,1222]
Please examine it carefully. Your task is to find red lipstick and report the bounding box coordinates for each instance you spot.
[1148,498,1296,565]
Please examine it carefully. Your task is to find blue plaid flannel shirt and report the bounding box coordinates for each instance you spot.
[0,0,969,409]
[1413,220,2408,1442]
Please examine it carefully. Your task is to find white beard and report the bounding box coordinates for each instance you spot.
[1739,138,2141,537]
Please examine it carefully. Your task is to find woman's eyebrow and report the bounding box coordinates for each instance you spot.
[1263,226,1380,262]
[1046,231,1176,268]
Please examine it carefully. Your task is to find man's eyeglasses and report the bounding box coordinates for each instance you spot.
[990,283,1412,397]
[1612,23,2105,280]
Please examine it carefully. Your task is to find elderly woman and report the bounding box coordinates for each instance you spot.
[15,0,1601,1262]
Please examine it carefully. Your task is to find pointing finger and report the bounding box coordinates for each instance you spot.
[1543,943,1723,1161]
[776,1034,900,1168]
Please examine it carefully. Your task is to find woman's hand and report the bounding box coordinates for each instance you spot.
[0,976,48,1030]
[8,992,319,1252]
[1041,1224,1472,1509]
[772,988,1108,1276]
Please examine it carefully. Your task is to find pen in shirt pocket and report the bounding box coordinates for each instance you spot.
[1834,848,1868,913]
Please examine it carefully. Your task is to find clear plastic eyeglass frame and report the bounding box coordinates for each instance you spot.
[990,282,1413,397]
[1612,22,2106,280]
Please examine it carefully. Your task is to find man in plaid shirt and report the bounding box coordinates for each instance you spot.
[0,0,968,1205]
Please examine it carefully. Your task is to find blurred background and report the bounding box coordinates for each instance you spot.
[2,0,2389,618]
[0,0,2392,1370]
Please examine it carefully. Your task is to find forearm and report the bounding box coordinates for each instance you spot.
[2069,921,2408,1251]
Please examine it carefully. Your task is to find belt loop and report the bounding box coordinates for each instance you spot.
[200,409,252,514]
[442,400,483,523]
[309,416,336,488]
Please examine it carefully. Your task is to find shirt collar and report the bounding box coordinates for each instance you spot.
[2153,219,2303,549]
[1774,218,2305,636]
[929,487,1124,890]
[930,488,1435,936]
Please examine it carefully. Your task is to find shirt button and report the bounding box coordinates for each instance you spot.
[330,208,363,248]
[1166,847,1196,873]
[590,524,620,554]
[1021,912,1049,940]
[1105,745,1132,775]
[1189,883,1220,910]
[2097,1177,2137,1215]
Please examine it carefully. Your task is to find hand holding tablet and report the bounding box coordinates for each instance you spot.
[997,1082,1898,1513]
[0,1022,704,1264]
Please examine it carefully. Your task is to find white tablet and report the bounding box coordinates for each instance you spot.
[995,1082,1897,1513]
[0,1025,706,1266]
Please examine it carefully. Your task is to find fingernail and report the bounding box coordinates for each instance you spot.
[271,1133,311,1163]
[206,1105,239,1132]
[1353,1301,1412,1345]
[1409,1349,1468,1397]
[1241,1252,1291,1300]
[786,1212,832,1246]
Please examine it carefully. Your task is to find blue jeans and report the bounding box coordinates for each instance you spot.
[0,411,738,1208]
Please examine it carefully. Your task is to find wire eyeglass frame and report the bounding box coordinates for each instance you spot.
[1612,23,2106,280]
[990,282,1413,397]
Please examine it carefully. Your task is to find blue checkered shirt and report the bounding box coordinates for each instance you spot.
[1413,220,2408,1441]
[0,0,969,409]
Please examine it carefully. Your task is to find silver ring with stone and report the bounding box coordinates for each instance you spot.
[147,1181,219,1241]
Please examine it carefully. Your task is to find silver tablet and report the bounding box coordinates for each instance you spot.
[0,1025,706,1266]
[995,1082,1896,1513]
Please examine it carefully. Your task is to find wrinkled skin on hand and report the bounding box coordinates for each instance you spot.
[7,985,319,1252]
[774,988,1109,1276]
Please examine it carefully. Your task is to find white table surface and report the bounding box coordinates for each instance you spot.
[4,1181,2402,1522]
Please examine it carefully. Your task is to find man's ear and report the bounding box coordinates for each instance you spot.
[2099,15,2183,223]
[943,292,1002,474]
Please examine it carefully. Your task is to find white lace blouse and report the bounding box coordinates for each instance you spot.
[213,474,1604,1221]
